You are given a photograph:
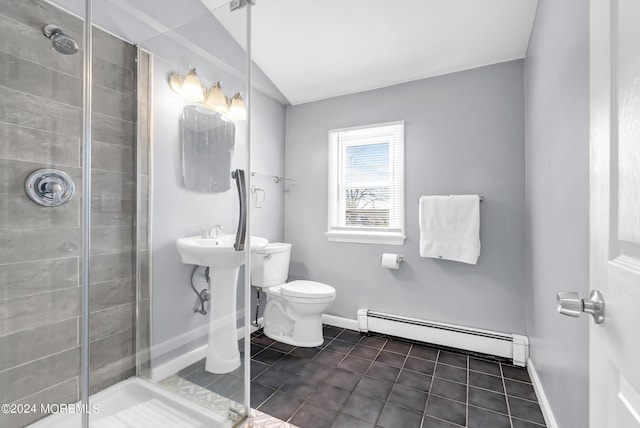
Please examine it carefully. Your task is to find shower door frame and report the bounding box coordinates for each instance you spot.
[75,0,255,425]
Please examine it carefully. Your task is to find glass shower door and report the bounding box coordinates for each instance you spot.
[133,1,252,426]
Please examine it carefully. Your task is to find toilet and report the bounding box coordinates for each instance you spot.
[251,243,336,347]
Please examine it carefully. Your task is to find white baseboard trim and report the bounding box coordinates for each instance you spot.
[150,322,260,382]
[322,314,360,331]
[527,358,559,428]
[323,312,528,366]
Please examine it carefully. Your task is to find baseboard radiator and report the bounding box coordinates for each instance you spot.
[356,309,529,367]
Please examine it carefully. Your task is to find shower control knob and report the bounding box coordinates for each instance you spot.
[557,290,605,324]
[25,169,75,207]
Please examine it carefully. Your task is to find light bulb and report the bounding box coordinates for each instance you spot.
[228,93,246,120]
[203,82,229,114]
[180,68,204,102]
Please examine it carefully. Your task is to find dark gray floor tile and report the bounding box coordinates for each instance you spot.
[505,379,538,401]
[250,360,270,380]
[253,366,293,389]
[366,361,400,382]
[250,382,275,407]
[308,383,351,411]
[324,368,362,391]
[438,351,468,369]
[383,339,411,355]
[341,392,385,423]
[468,386,508,414]
[338,355,372,373]
[377,402,422,428]
[326,339,355,354]
[323,326,343,338]
[359,335,387,349]
[331,413,375,428]
[291,346,321,359]
[270,341,296,353]
[501,364,532,383]
[512,417,547,428]
[251,343,265,356]
[253,348,287,365]
[353,375,394,400]
[468,358,501,376]
[396,369,431,392]
[349,344,380,360]
[184,368,222,387]
[252,334,275,347]
[409,344,439,361]
[375,350,406,368]
[434,364,467,383]
[177,359,205,377]
[273,354,308,373]
[422,416,463,427]
[280,374,318,399]
[431,377,467,403]
[291,401,337,428]
[468,371,503,393]
[468,405,511,428]
[336,329,362,343]
[258,391,304,421]
[298,359,334,382]
[404,356,436,375]
[314,349,347,366]
[208,374,243,398]
[388,383,428,413]
[425,395,467,426]
[508,396,546,425]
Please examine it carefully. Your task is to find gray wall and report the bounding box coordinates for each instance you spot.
[524,0,590,426]
[284,60,527,335]
[150,56,286,364]
[0,1,138,426]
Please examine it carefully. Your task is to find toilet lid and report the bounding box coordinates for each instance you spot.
[280,280,336,299]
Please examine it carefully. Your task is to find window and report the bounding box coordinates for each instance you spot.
[326,121,405,245]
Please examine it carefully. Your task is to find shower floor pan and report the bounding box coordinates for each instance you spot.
[29,377,234,428]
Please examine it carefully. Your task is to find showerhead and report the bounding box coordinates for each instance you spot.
[43,24,79,55]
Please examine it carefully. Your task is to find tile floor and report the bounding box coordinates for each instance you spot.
[178,326,546,428]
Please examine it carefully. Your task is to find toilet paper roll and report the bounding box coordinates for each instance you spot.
[381,253,401,270]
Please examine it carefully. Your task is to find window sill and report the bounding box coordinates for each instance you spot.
[325,231,406,245]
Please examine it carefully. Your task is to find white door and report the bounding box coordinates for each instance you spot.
[589,0,640,426]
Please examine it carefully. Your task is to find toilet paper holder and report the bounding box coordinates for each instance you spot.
[380,254,405,262]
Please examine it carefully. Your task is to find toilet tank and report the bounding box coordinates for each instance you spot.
[251,242,292,287]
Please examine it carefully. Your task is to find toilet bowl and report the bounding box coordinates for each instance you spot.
[251,243,336,347]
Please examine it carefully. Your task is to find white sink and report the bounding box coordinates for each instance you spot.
[176,234,268,268]
[175,234,268,374]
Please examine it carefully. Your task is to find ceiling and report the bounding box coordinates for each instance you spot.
[211,0,539,105]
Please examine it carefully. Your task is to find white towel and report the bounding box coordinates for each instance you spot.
[419,195,481,264]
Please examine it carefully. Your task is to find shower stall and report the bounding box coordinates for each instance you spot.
[0,0,256,426]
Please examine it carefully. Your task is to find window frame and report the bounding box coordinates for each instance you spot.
[326,120,406,245]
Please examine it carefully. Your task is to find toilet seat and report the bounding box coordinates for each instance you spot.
[265,280,336,302]
[281,280,335,299]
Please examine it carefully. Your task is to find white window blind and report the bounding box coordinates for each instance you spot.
[327,121,405,245]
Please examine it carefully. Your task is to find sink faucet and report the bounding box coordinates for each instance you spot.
[201,225,224,239]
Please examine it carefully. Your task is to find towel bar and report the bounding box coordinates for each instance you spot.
[417,195,484,203]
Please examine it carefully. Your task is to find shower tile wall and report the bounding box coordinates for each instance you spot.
[0,1,138,426]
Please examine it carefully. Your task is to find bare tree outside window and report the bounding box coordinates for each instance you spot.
[345,188,389,226]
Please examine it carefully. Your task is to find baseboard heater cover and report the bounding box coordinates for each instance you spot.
[356,309,529,366]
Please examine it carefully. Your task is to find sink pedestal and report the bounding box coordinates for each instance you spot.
[175,235,268,374]
[205,265,241,374]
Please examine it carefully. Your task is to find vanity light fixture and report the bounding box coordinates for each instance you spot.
[168,68,204,102]
[203,82,229,114]
[169,68,246,120]
[227,93,246,120]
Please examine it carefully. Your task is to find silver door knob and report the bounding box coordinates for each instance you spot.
[557,290,605,324]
